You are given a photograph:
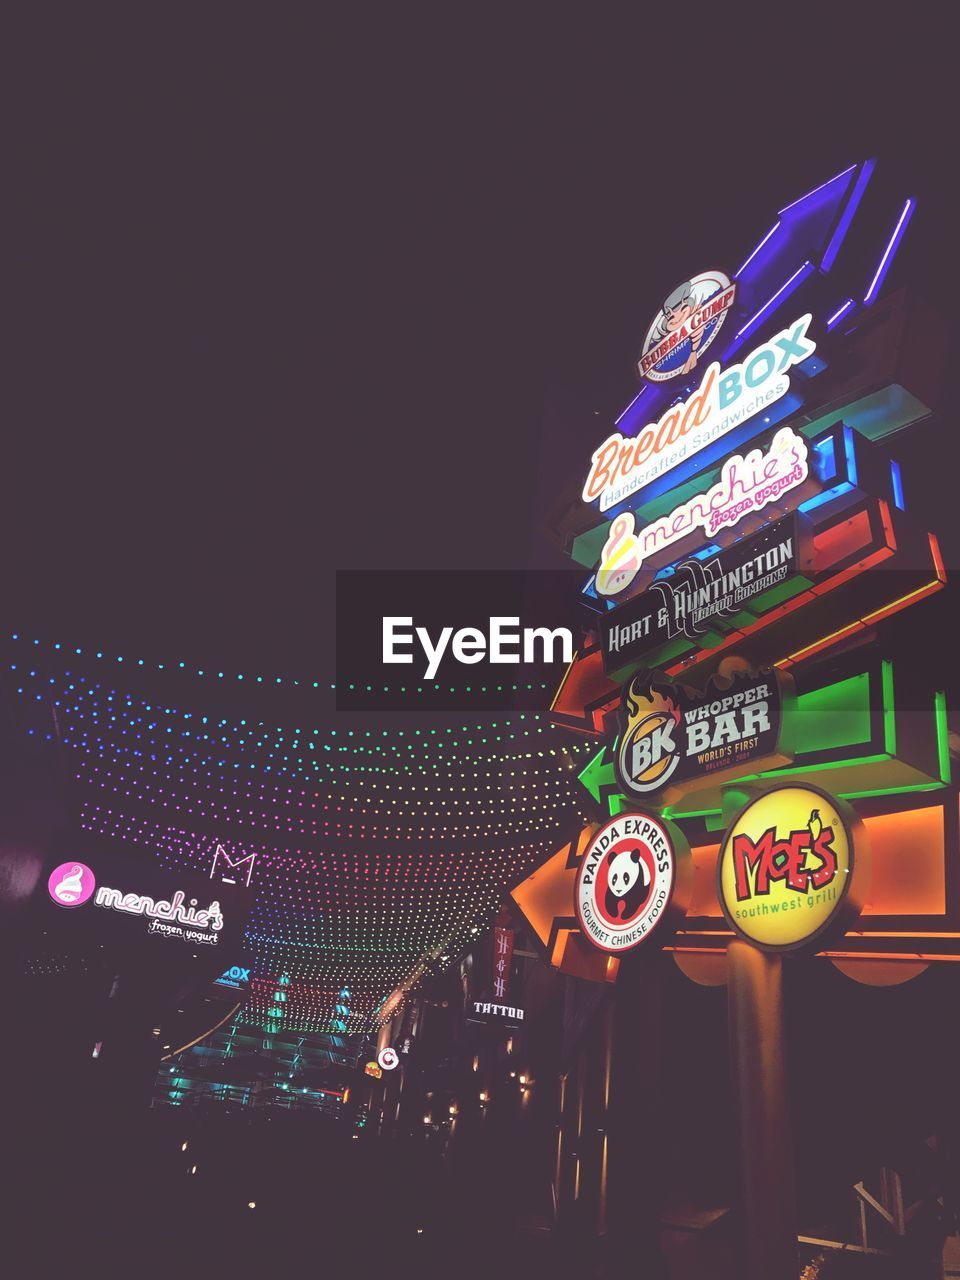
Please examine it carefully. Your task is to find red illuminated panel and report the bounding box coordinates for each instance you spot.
[814,505,884,569]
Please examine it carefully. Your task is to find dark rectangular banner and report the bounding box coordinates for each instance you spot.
[600,515,811,674]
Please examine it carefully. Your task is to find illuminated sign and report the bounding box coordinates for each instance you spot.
[468,1001,525,1025]
[600,516,808,673]
[596,427,809,597]
[588,316,815,512]
[492,925,513,1000]
[49,860,225,946]
[377,1047,399,1071]
[364,1061,383,1079]
[638,271,735,382]
[48,861,96,908]
[209,842,256,888]
[616,670,798,808]
[614,668,792,805]
[215,964,251,989]
[574,812,690,954]
[717,785,865,951]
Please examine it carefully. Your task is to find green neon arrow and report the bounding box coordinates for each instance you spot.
[578,745,617,804]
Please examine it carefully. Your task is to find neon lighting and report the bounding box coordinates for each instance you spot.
[782,568,945,668]
[881,660,896,756]
[583,316,815,512]
[778,162,857,215]
[813,434,838,481]
[48,861,96,907]
[798,480,853,514]
[735,221,781,276]
[843,424,858,486]
[596,428,809,596]
[890,460,905,510]
[614,384,647,427]
[210,843,256,887]
[821,159,875,271]
[929,530,946,582]
[826,298,856,330]
[935,690,951,784]
[735,262,815,343]
[93,885,225,941]
[864,199,916,304]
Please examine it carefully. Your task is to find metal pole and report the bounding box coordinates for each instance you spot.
[728,938,798,1280]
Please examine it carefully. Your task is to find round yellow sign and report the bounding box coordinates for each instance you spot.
[717,784,864,952]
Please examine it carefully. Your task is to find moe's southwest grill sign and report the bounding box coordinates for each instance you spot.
[588,315,815,512]
[717,785,866,952]
[614,668,793,806]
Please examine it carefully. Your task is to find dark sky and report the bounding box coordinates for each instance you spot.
[4,11,956,678]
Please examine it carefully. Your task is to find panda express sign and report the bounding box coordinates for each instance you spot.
[614,667,794,806]
[575,812,691,954]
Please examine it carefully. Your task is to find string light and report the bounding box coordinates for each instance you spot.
[4,635,591,1034]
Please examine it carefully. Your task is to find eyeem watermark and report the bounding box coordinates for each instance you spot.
[383,616,573,680]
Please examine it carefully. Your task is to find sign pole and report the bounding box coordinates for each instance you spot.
[727,938,798,1280]
[605,950,669,1277]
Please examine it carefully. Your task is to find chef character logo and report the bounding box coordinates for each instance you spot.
[638,270,735,382]
[617,671,683,794]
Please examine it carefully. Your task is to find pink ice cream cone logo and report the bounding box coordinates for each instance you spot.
[48,861,96,908]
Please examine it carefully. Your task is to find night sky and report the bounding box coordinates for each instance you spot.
[4,12,956,681]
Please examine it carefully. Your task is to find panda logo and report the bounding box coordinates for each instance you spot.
[575,813,684,955]
[604,843,651,922]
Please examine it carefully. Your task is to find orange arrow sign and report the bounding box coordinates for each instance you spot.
[549,645,621,737]
[510,825,619,984]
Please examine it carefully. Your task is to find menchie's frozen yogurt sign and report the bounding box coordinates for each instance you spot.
[596,427,809,598]
[584,316,815,512]
[48,861,225,946]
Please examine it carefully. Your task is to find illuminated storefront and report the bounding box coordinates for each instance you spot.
[509,158,954,1278]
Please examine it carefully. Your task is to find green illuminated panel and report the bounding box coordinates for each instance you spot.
[793,671,872,753]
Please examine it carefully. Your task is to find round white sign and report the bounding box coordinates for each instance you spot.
[575,812,687,954]
[377,1046,399,1071]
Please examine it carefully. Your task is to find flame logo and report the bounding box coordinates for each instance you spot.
[618,670,683,793]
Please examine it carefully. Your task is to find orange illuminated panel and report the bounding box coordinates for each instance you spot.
[510,836,581,954]
[550,648,619,736]
[688,843,722,917]
[555,931,620,983]
[861,805,946,915]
